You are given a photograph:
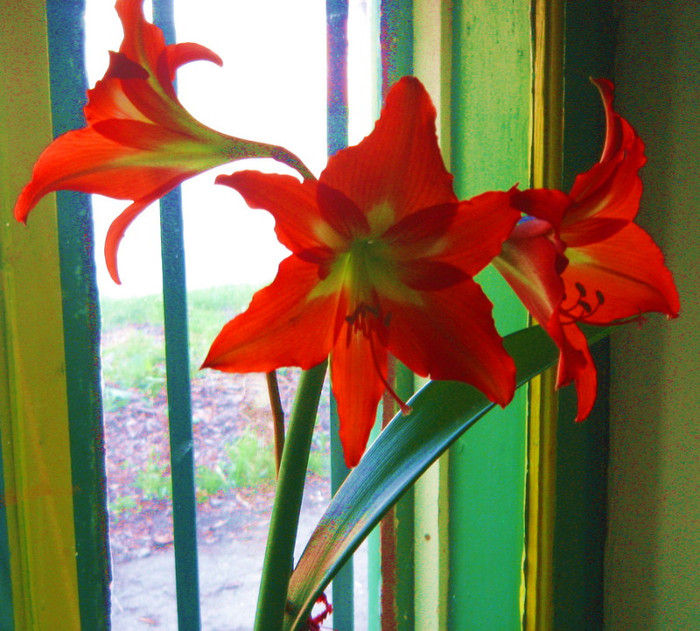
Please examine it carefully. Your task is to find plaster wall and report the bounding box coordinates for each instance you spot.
[606,2,699,628]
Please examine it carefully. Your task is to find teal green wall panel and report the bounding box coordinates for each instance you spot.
[447,1,531,628]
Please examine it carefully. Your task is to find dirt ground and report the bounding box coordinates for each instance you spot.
[104,366,330,563]
[103,368,367,630]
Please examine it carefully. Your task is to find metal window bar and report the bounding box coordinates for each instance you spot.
[326,2,354,628]
[47,1,110,628]
[150,2,202,629]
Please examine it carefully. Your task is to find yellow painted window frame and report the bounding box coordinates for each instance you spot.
[0,3,81,629]
[525,0,564,628]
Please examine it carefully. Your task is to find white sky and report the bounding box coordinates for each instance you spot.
[84,0,376,298]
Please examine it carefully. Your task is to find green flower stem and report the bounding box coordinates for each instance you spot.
[253,361,328,631]
[267,145,317,182]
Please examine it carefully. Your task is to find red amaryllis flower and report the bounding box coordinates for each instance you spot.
[494,78,680,420]
[14,0,307,283]
[204,77,519,467]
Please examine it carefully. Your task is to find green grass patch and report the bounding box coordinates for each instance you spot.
[134,450,172,502]
[101,284,257,330]
[101,284,331,499]
[108,495,138,520]
[100,284,258,395]
[225,433,276,488]
[101,328,165,395]
[186,284,258,369]
[308,432,330,478]
[100,293,164,330]
[196,464,232,501]
[194,431,276,502]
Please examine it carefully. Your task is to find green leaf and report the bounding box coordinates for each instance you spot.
[283,325,610,630]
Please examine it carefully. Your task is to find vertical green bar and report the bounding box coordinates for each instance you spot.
[327,0,349,157]
[159,188,201,631]
[448,1,531,628]
[394,363,415,630]
[46,1,111,628]
[380,0,414,93]
[366,421,382,631]
[327,2,354,628]
[552,3,613,628]
[153,3,201,629]
[329,402,355,630]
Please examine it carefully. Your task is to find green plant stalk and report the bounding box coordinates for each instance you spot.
[253,360,328,631]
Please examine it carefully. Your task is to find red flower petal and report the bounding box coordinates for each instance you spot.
[14,127,183,222]
[439,190,521,276]
[217,171,326,254]
[331,321,388,468]
[92,119,193,148]
[116,0,165,70]
[381,203,457,251]
[385,281,516,407]
[85,70,148,124]
[561,217,628,248]
[316,183,370,240]
[104,50,149,81]
[202,256,339,373]
[555,323,597,421]
[398,259,468,291]
[565,138,645,229]
[104,176,186,283]
[567,79,646,227]
[321,77,457,225]
[493,229,598,419]
[165,42,223,73]
[591,78,637,164]
[562,223,680,324]
[512,188,570,229]
[493,226,566,333]
[161,42,223,89]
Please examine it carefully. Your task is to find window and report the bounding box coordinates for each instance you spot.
[0,1,613,629]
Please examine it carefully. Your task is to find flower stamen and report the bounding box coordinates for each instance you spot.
[561,282,605,323]
[345,302,412,416]
[369,333,413,416]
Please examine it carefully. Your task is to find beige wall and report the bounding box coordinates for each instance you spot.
[606,1,699,628]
